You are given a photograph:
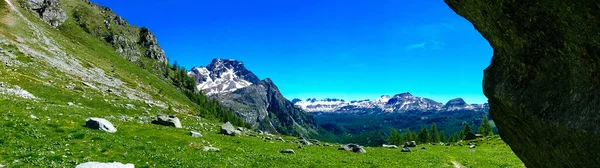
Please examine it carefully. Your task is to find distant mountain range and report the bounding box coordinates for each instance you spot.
[186,58,491,141]
[293,93,488,114]
[188,59,317,137]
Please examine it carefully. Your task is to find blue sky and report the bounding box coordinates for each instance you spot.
[92,0,492,104]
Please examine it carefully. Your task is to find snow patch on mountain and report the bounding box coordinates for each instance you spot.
[294,93,487,113]
[188,59,259,95]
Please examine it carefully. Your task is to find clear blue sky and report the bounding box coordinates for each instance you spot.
[92,0,492,104]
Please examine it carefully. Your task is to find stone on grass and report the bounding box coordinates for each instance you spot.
[382,144,398,148]
[299,139,312,145]
[401,147,411,152]
[324,143,331,146]
[75,162,134,168]
[151,114,182,128]
[190,131,202,138]
[86,118,117,133]
[220,122,241,136]
[276,137,285,142]
[469,145,476,149]
[404,141,417,147]
[338,144,366,153]
[280,149,295,154]
[203,146,220,152]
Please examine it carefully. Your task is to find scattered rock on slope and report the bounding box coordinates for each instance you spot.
[445,0,600,167]
[382,144,398,148]
[75,162,134,168]
[151,114,182,128]
[220,122,241,136]
[338,144,366,153]
[401,147,411,152]
[404,141,417,147]
[85,118,117,133]
[280,149,295,154]
[203,146,220,152]
[299,139,311,145]
[190,131,202,138]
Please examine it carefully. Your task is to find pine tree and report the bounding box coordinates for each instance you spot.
[463,123,473,135]
[404,128,418,142]
[430,123,439,143]
[418,125,430,143]
[478,115,494,136]
[387,128,402,145]
[440,131,446,143]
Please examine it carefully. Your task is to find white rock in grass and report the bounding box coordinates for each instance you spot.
[190,131,202,138]
[203,146,220,152]
[85,118,117,133]
[75,162,134,168]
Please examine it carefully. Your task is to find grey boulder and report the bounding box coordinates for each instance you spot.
[382,144,398,148]
[404,141,417,147]
[338,144,366,153]
[299,139,312,145]
[190,131,202,138]
[280,149,295,154]
[220,122,241,136]
[401,147,411,152]
[86,118,117,133]
[75,162,134,168]
[151,114,182,128]
[203,146,220,152]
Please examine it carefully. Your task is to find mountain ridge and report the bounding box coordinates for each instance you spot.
[294,93,488,113]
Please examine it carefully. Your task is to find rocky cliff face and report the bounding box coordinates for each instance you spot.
[21,0,67,27]
[445,0,600,167]
[22,0,168,65]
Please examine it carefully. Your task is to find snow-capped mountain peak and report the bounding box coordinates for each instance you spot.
[188,58,260,95]
[293,94,487,114]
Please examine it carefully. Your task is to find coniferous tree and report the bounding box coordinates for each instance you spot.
[440,131,446,143]
[430,123,440,143]
[386,128,402,145]
[477,115,494,136]
[403,128,416,142]
[418,125,430,143]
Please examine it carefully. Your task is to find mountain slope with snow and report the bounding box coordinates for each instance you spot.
[294,93,488,113]
[188,59,260,95]
[188,58,317,137]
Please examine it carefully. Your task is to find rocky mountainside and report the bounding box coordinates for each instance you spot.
[294,93,488,114]
[189,59,317,137]
[445,0,600,167]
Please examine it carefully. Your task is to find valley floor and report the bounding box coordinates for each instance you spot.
[0,99,524,168]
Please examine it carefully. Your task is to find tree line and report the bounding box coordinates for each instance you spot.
[386,115,494,145]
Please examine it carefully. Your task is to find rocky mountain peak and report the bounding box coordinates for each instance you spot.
[394,92,413,98]
[188,58,260,95]
[206,58,260,84]
[444,98,467,107]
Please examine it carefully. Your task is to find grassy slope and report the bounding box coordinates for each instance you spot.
[0,0,524,167]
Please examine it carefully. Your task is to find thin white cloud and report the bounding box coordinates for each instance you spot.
[405,42,427,50]
[405,40,446,51]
